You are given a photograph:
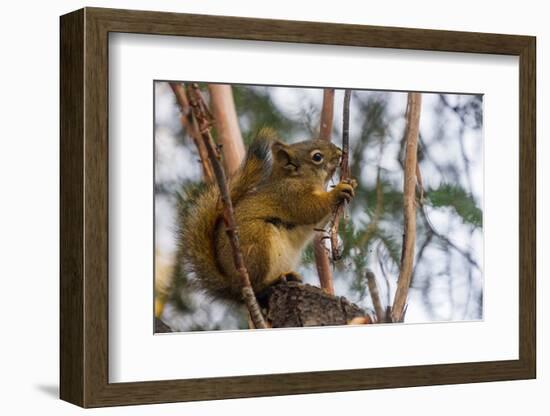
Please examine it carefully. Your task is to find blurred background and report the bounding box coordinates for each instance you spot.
[154,81,483,332]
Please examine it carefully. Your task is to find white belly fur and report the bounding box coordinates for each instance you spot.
[267,224,315,282]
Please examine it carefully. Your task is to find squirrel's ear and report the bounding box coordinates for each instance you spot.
[272,141,299,171]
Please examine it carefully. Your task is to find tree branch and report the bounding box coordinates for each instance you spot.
[319,88,335,139]
[160,281,371,331]
[187,83,267,329]
[340,90,352,180]
[261,281,368,327]
[391,92,422,323]
[366,269,386,323]
[169,82,215,182]
[416,160,425,204]
[313,234,335,295]
[208,84,246,175]
[329,89,352,261]
[313,88,337,295]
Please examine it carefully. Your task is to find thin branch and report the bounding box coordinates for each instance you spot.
[208,84,246,175]
[376,242,392,307]
[187,83,267,329]
[416,160,424,204]
[169,82,215,182]
[313,234,335,295]
[391,92,422,323]
[313,88,336,295]
[329,89,352,261]
[420,206,481,271]
[319,88,335,139]
[366,270,386,323]
[340,89,352,180]
[410,230,434,289]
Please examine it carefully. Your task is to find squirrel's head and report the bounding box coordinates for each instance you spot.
[271,139,342,185]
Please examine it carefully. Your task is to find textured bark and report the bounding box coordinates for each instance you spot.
[313,88,336,294]
[157,281,369,332]
[313,233,335,295]
[319,88,335,139]
[391,92,422,323]
[208,84,245,175]
[260,281,367,328]
[366,270,386,323]
[169,82,215,182]
[329,89,352,261]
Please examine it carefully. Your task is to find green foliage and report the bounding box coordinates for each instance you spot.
[372,228,402,266]
[301,243,316,265]
[426,184,482,227]
[232,86,300,143]
[358,181,403,217]
[350,94,390,180]
[358,94,390,144]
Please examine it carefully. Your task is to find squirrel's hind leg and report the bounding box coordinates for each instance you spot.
[278,271,303,283]
[219,218,274,293]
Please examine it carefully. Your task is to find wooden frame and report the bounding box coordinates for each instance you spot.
[60,7,536,408]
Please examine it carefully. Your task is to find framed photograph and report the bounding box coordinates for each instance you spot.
[60,7,536,408]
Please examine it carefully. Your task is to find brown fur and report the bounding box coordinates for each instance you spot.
[180,128,356,303]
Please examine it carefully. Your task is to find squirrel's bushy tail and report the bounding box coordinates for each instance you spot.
[178,128,276,301]
[178,182,228,298]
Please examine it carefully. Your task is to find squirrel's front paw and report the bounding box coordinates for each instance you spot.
[331,179,357,204]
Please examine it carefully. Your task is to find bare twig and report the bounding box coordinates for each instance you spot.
[420,206,481,271]
[340,90,352,180]
[329,89,352,261]
[366,270,386,323]
[416,161,425,204]
[188,84,267,329]
[169,82,215,182]
[391,92,422,323]
[376,243,392,307]
[313,88,337,295]
[208,84,246,175]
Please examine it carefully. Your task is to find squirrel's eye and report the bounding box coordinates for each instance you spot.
[311,151,324,164]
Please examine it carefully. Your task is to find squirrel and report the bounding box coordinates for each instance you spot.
[178,128,357,303]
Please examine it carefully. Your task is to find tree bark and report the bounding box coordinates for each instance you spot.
[329,90,352,261]
[313,88,337,295]
[157,281,369,331]
[391,92,422,323]
[319,88,335,139]
[169,82,215,182]
[261,282,367,327]
[313,234,335,295]
[208,84,246,175]
[366,270,386,323]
